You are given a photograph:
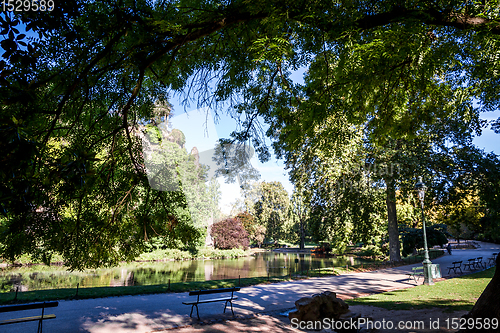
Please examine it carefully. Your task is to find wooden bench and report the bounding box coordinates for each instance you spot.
[475,257,485,269]
[463,258,478,271]
[407,266,424,283]
[0,301,58,333]
[487,253,498,265]
[182,287,240,320]
[447,261,463,275]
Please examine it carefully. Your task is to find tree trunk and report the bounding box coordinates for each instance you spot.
[459,255,500,332]
[386,177,401,262]
[299,219,305,250]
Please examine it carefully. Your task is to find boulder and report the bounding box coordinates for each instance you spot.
[288,291,349,323]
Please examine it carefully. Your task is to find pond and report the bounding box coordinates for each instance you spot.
[0,251,371,292]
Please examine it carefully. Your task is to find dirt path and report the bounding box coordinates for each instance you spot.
[163,306,468,332]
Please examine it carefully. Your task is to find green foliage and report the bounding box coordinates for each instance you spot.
[399,225,449,257]
[247,181,291,243]
[2,0,500,270]
[433,146,500,243]
[195,247,247,259]
[357,245,384,259]
[288,126,389,254]
[235,211,266,246]
[136,247,247,261]
[396,195,419,227]
[288,189,310,248]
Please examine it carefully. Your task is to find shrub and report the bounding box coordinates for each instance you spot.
[400,225,449,257]
[211,218,249,250]
[357,244,384,258]
[196,248,247,259]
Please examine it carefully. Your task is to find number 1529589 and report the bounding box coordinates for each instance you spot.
[445,317,498,330]
[2,0,54,12]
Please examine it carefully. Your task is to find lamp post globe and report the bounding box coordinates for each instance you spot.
[415,176,434,285]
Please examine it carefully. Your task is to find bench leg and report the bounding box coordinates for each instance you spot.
[37,305,46,333]
[224,300,235,316]
[189,304,200,320]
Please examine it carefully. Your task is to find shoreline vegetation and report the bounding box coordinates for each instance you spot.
[0,248,447,305]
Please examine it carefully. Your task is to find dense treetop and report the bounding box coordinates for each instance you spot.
[1,0,500,268]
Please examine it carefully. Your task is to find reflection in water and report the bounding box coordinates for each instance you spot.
[0,252,371,292]
[109,269,135,286]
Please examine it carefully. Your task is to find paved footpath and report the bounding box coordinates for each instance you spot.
[0,242,498,332]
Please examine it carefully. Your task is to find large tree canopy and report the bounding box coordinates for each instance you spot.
[1,1,500,271]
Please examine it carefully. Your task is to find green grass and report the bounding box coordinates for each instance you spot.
[346,267,495,312]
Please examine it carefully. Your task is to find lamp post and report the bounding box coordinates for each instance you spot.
[415,176,434,285]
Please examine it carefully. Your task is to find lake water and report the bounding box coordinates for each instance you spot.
[0,251,370,292]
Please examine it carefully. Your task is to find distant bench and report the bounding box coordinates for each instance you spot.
[463,258,477,271]
[183,287,240,320]
[407,266,424,283]
[488,253,498,265]
[463,257,486,271]
[447,261,463,275]
[0,301,58,333]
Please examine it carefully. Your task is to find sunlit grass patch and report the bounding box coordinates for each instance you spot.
[346,267,495,312]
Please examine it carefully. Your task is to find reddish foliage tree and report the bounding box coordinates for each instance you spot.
[211,218,249,250]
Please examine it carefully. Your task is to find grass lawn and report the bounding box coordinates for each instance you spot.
[346,267,496,312]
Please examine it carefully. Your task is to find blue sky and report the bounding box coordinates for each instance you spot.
[473,110,500,155]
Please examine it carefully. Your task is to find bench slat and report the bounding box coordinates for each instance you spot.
[188,287,240,296]
[0,314,56,325]
[182,296,238,305]
[0,301,59,313]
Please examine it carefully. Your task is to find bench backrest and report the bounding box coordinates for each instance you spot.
[412,267,424,271]
[452,261,462,265]
[189,287,240,296]
[0,301,58,313]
